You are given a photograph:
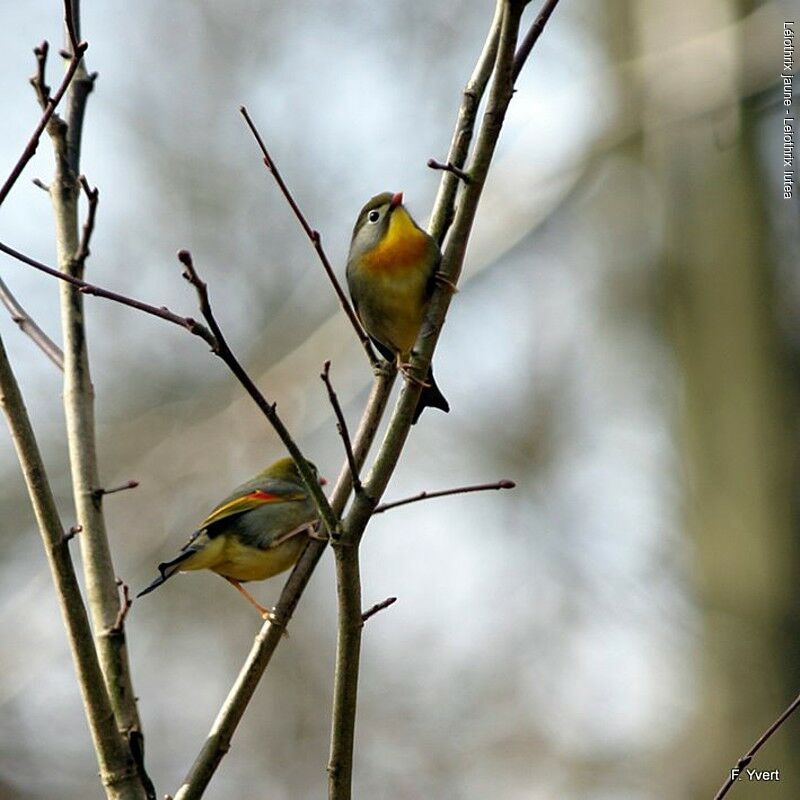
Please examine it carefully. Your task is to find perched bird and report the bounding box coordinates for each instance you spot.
[346,191,450,424]
[137,457,324,619]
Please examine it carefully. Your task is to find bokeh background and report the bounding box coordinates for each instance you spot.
[1,1,799,798]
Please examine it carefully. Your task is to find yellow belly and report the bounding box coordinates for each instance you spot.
[180,534,306,582]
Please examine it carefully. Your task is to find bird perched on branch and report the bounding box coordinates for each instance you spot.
[346,191,450,424]
[137,457,324,619]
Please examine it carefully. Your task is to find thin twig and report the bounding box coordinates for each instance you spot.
[31,41,51,108]
[361,597,397,623]
[713,692,800,799]
[110,580,132,634]
[374,479,515,514]
[427,158,472,183]
[177,250,339,537]
[93,480,139,500]
[0,240,217,348]
[75,175,99,268]
[512,0,562,81]
[321,360,362,496]
[0,275,65,369]
[239,106,379,368]
[0,36,87,207]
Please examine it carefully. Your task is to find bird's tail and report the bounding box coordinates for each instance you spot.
[136,550,196,598]
[412,365,450,424]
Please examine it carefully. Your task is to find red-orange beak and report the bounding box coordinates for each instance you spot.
[390,191,403,209]
[318,476,328,487]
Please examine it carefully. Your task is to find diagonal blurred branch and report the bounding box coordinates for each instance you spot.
[0,275,64,369]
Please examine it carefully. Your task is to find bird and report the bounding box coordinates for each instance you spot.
[137,457,324,619]
[346,191,450,424]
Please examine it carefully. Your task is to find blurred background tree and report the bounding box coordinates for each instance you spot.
[0,1,797,798]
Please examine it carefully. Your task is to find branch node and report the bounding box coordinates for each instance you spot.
[109,580,132,634]
[427,158,472,184]
[63,524,82,542]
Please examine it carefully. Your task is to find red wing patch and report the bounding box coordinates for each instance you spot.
[247,490,282,502]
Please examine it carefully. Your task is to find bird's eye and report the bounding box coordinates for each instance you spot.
[367,210,380,223]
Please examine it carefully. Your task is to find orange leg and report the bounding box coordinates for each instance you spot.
[224,576,273,620]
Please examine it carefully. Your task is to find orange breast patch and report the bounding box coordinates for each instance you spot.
[362,208,430,275]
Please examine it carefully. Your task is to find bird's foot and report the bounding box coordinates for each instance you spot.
[262,607,290,638]
[398,362,430,388]
[434,271,458,293]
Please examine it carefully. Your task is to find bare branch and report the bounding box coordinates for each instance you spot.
[321,360,362,496]
[0,36,87,207]
[428,0,504,245]
[361,596,397,623]
[0,239,218,348]
[327,2,548,796]
[177,250,339,538]
[512,0,562,81]
[110,580,133,634]
[173,372,395,800]
[0,335,144,798]
[0,275,65,369]
[239,106,379,368]
[713,692,800,799]
[374,479,515,514]
[427,158,472,183]
[74,175,99,268]
[93,480,139,500]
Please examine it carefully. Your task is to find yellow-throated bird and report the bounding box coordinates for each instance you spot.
[137,458,324,619]
[346,191,450,424]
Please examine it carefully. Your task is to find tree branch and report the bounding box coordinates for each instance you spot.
[173,371,394,800]
[43,11,146,767]
[512,0,563,82]
[0,239,217,347]
[0,1,88,207]
[239,107,379,368]
[321,360,362,496]
[0,274,64,369]
[374,479,515,514]
[360,596,397,623]
[327,3,543,797]
[713,692,800,799]
[177,249,339,537]
[0,334,143,799]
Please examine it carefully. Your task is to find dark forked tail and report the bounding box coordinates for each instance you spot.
[136,550,195,598]
[412,365,450,424]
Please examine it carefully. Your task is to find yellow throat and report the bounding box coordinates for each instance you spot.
[362,207,430,275]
